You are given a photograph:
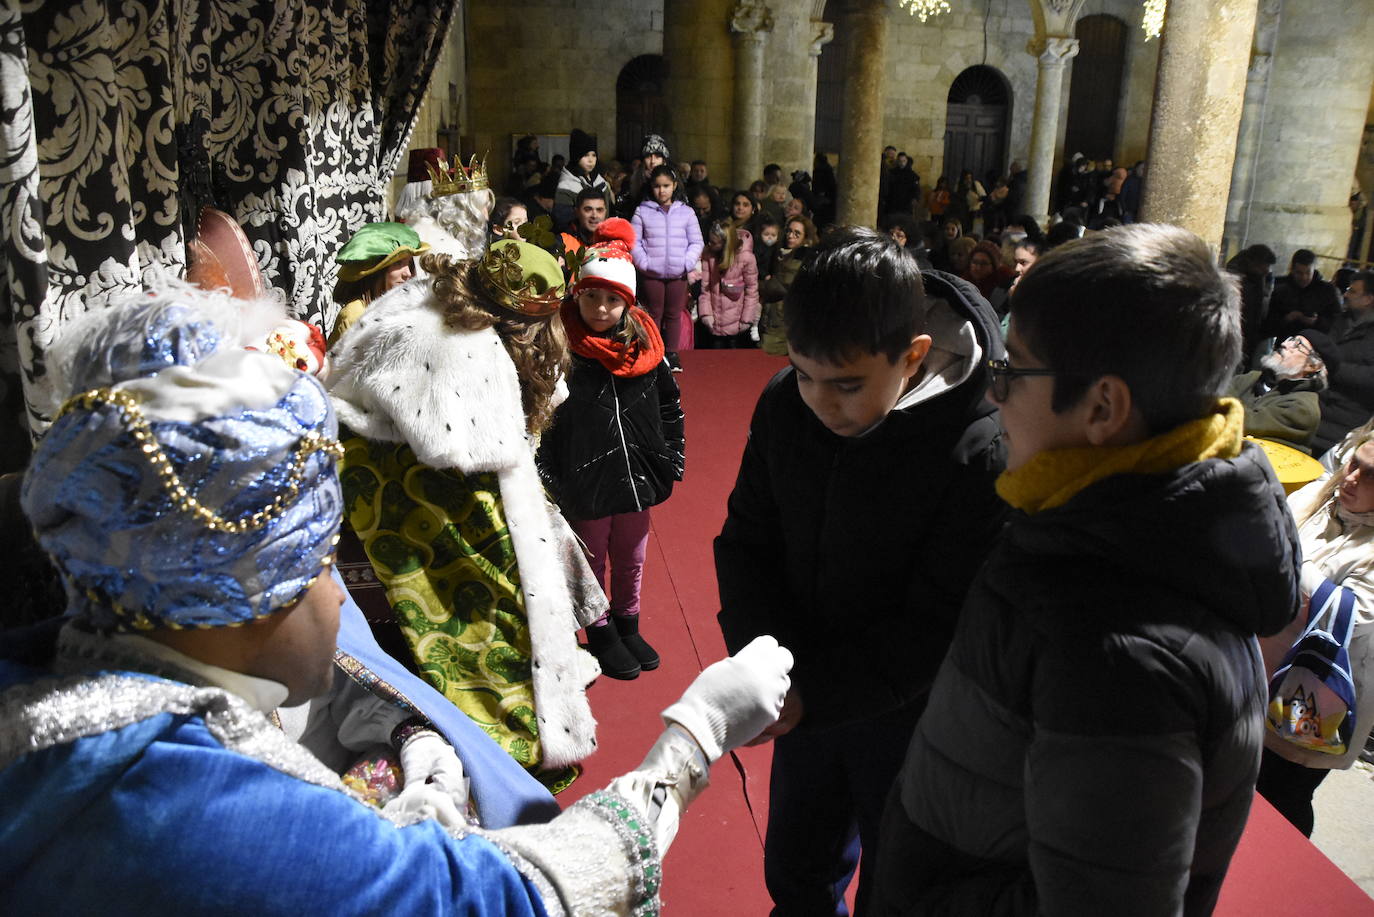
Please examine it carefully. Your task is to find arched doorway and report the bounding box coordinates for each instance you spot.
[813,0,845,159]
[616,55,667,164]
[943,65,1011,186]
[1062,15,1128,161]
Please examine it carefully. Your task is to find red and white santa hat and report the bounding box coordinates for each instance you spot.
[573,218,637,307]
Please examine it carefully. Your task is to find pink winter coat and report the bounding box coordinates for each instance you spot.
[698,229,760,337]
[632,200,705,279]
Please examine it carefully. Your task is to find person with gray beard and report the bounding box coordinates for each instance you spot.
[1227,329,1341,453]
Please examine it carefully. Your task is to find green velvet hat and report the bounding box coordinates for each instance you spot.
[335,222,429,282]
[477,239,566,317]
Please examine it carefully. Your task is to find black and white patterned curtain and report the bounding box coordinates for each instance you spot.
[0,0,457,468]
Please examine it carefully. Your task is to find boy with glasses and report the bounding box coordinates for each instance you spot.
[875,223,1301,915]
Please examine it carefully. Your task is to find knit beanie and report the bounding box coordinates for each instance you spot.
[640,133,670,161]
[569,129,597,163]
[573,218,637,307]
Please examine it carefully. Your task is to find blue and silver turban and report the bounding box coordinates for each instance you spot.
[22,280,344,632]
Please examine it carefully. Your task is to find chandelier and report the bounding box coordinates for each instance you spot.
[897,0,951,22]
[1142,0,1166,40]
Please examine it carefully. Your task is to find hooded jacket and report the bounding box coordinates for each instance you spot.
[875,441,1301,916]
[631,199,704,279]
[697,228,760,337]
[715,271,1007,731]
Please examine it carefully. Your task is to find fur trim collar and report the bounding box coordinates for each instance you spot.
[327,281,531,473]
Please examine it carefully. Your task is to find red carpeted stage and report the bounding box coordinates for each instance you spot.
[558,349,1373,915]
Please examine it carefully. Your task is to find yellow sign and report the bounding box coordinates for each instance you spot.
[1248,437,1326,494]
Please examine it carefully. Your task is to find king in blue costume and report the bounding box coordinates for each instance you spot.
[0,280,794,915]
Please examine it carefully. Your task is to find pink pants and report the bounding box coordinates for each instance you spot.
[569,509,652,624]
[639,275,691,353]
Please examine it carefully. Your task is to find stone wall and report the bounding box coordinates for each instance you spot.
[878,5,1039,185]
[759,0,822,179]
[465,0,663,172]
[663,0,735,177]
[1240,0,1374,265]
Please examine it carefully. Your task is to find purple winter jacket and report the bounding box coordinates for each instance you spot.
[632,200,704,279]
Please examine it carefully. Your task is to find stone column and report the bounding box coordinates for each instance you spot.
[1221,0,1282,259]
[1024,36,1080,224]
[1139,0,1260,252]
[836,0,887,227]
[1238,0,1374,264]
[663,0,736,180]
[799,20,835,175]
[731,2,774,190]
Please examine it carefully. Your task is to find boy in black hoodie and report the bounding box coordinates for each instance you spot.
[715,227,1007,915]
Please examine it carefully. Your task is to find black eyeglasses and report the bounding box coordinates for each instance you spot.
[986,358,1059,401]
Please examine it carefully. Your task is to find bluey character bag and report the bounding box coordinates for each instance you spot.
[1266,578,1358,756]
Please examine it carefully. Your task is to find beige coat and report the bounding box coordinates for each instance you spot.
[1261,477,1374,769]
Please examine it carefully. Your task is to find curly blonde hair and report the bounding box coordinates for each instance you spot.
[422,252,570,435]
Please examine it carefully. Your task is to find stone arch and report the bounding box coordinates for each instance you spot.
[615,54,667,164]
[942,65,1014,187]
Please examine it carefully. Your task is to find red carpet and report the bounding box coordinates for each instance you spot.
[560,348,1373,915]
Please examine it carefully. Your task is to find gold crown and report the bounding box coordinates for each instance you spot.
[427,154,490,197]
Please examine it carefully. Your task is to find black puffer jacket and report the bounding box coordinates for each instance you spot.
[874,443,1300,916]
[716,271,1006,731]
[537,355,684,521]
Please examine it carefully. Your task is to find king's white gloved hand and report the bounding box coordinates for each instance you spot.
[748,323,760,343]
[382,731,471,828]
[660,635,793,763]
[607,724,711,853]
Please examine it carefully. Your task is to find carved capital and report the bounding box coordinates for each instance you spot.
[809,20,834,57]
[731,1,775,38]
[1031,0,1087,40]
[1027,35,1079,67]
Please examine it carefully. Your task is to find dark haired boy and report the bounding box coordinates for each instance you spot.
[715,227,1007,914]
[873,224,1301,915]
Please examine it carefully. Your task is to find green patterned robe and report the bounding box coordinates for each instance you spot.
[339,433,577,792]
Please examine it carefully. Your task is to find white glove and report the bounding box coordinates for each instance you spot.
[660,635,793,762]
[748,323,760,343]
[700,313,714,329]
[382,730,471,827]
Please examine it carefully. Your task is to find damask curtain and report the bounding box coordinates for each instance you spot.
[0,0,458,468]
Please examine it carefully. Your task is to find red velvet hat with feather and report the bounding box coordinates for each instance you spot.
[572,217,637,307]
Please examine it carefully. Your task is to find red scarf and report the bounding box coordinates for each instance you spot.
[561,300,665,378]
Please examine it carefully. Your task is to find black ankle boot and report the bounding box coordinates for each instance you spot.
[584,622,640,680]
[612,614,660,670]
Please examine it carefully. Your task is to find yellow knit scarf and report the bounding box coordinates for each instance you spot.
[996,398,1244,515]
